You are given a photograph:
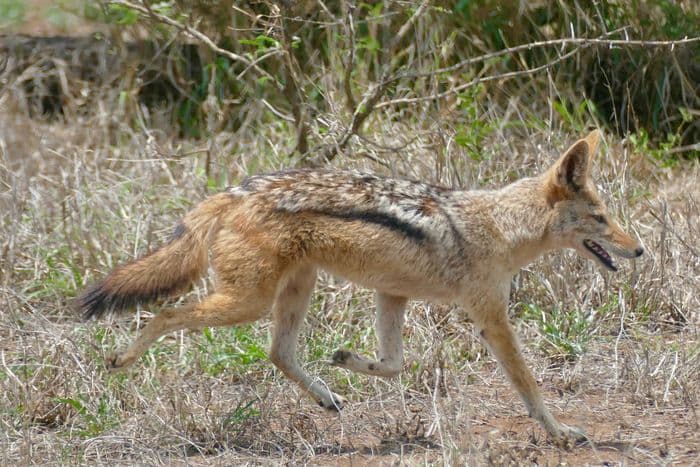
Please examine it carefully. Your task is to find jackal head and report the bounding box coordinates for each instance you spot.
[545,131,644,271]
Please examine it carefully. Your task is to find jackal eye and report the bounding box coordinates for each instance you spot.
[591,214,607,224]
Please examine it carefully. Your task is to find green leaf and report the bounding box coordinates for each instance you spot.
[56,397,87,415]
[107,4,139,25]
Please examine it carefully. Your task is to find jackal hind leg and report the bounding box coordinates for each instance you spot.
[269,265,347,411]
[107,292,270,370]
[473,301,586,445]
[330,292,407,378]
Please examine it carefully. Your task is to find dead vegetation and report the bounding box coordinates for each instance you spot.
[1,1,699,465]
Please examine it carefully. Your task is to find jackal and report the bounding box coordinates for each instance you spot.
[76,130,643,443]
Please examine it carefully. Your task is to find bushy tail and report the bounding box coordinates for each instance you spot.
[76,193,234,320]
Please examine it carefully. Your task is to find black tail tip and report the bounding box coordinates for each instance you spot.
[74,282,114,321]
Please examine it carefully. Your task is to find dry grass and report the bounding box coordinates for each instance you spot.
[1,34,699,466]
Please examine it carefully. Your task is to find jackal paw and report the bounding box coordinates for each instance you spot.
[105,353,131,373]
[550,423,588,448]
[318,393,348,412]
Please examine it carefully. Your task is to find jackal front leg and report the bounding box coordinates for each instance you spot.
[331,292,407,377]
[471,294,586,445]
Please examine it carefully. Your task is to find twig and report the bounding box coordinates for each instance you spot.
[376,29,700,109]
[647,205,699,258]
[376,45,583,109]
[394,35,700,83]
[356,131,422,152]
[236,48,283,81]
[261,99,295,122]
[665,143,700,155]
[107,0,283,89]
[276,3,310,156]
[309,0,431,165]
[342,2,357,110]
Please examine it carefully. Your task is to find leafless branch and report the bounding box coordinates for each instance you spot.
[261,99,295,122]
[236,48,280,81]
[342,2,357,110]
[394,34,700,83]
[107,0,283,89]
[665,143,700,155]
[275,3,311,156]
[376,45,583,109]
[308,0,431,165]
[648,205,700,259]
[377,32,700,109]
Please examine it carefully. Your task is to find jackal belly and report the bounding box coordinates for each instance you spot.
[300,221,465,302]
[315,254,460,302]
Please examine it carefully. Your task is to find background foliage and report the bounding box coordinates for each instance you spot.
[3,1,699,159]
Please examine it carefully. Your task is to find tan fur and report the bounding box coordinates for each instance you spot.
[76,131,643,444]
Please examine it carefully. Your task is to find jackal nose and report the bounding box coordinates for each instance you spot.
[634,246,644,257]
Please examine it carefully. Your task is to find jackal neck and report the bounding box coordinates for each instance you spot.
[488,176,554,271]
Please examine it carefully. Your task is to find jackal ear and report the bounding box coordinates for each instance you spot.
[552,136,591,192]
[583,130,601,159]
[583,129,601,172]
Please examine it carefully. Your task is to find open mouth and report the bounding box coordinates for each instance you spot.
[583,239,618,272]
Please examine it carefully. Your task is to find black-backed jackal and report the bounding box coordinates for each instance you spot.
[76,131,643,443]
